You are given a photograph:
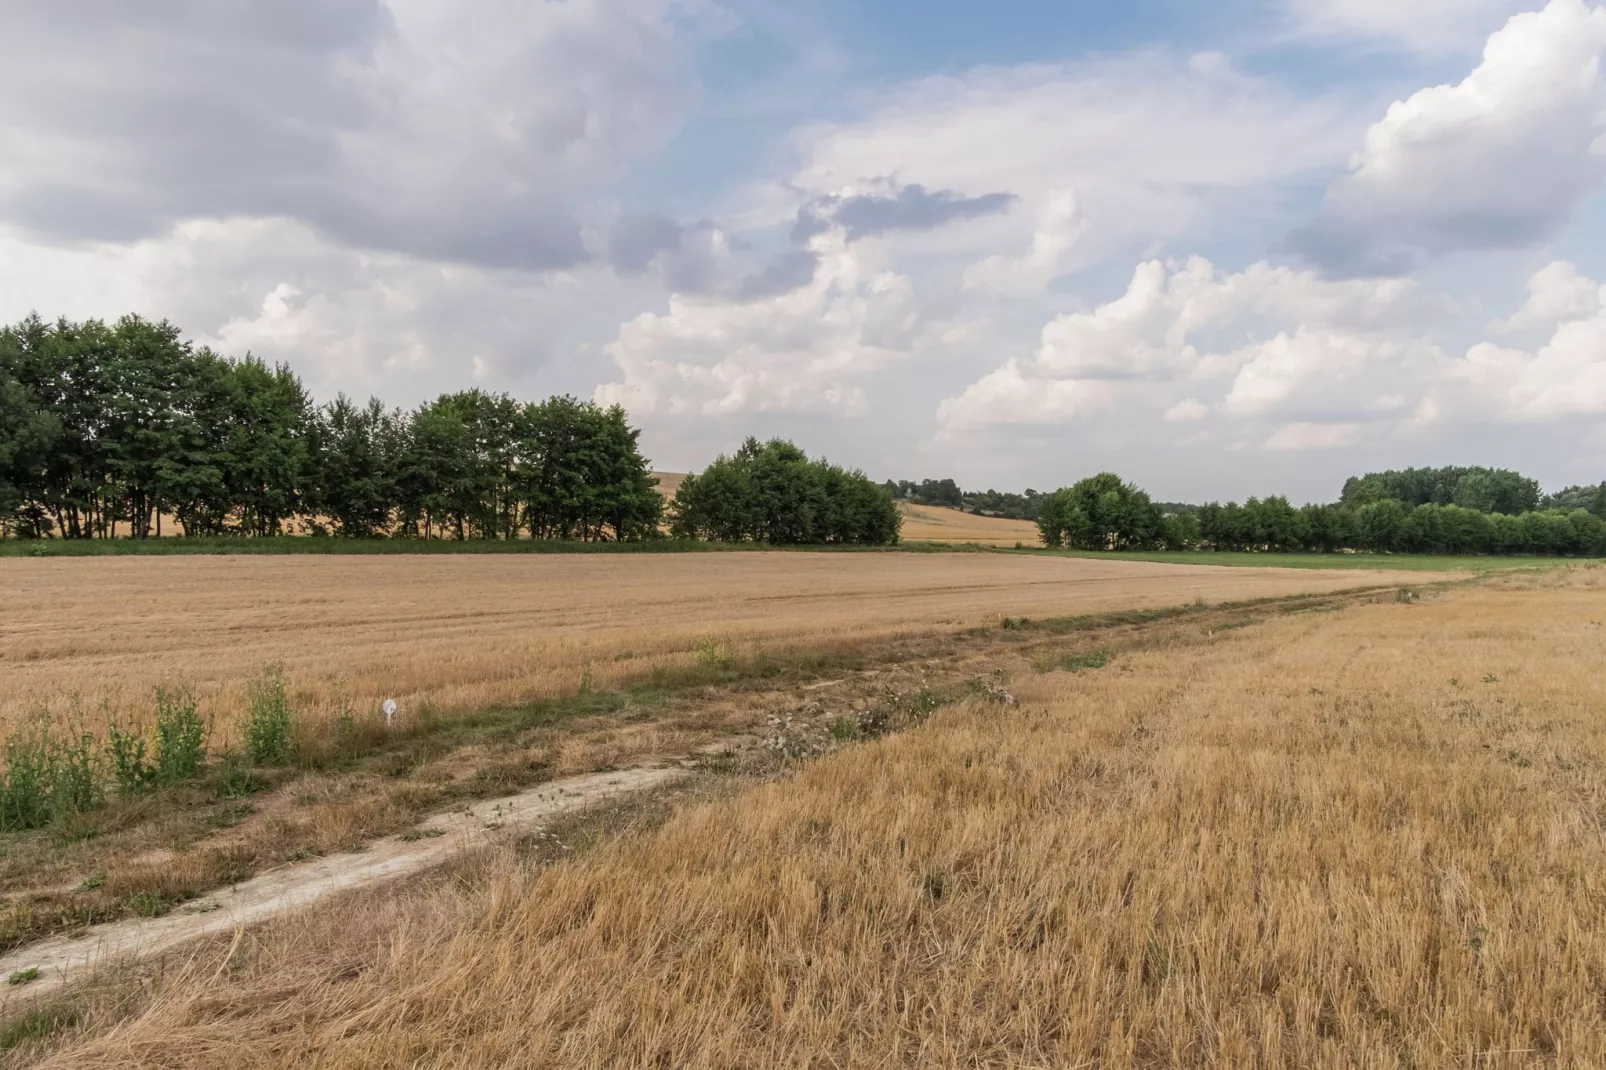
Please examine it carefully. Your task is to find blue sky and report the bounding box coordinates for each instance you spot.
[1,0,1603,502]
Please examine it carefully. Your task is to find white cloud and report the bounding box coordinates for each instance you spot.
[596,231,950,417]
[1263,422,1362,451]
[934,361,1113,434]
[1455,264,1606,416]
[1292,0,1606,271]
[1284,0,1531,52]
[937,255,1439,434]
[1164,398,1209,422]
[0,0,710,269]
[0,217,631,404]
[1489,259,1605,332]
[766,51,1357,282]
[961,190,1082,297]
[1222,329,1436,417]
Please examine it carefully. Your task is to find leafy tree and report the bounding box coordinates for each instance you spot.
[1341,466,1539,515]
[223,358,312,536]
[673,438,898,545]
[1037,473,1162,551]
[308,395,402,538]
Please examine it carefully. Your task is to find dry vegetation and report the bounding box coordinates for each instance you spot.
[9,567,1605,1067]
[897,501,1042,546]
[0,552,1424,740]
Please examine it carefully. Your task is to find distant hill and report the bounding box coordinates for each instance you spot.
[897,502,1040,547]
[651,472,687,499]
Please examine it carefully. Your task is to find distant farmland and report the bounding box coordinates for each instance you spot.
[0,552,1427,739]
[896,501,1040,546]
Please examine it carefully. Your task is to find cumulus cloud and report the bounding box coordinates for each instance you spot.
[1163,398,1209,422]
[595,231,952,418]
[1283,0,1531,52]
[1263,422,1362,451]
[0,217,640,404]
[962,190,1083,297]
[934,361,1113,434]
[778,51,1356,272]
[1454,263,1606,416]
[1222,329,1440,418]
[0,0,704,270]
[937,255,1440,437]
[1489,259,1605,332]
[1289,0,1606,273]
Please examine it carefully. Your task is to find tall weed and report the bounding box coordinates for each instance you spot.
[106,717,156,796]
[153,685,209,784]
[244,665,295,766]
[0,730,51,832]
[0,719,102,831]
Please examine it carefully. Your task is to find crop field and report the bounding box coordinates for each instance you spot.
[897,502,1042,546]
[13,565,1604,1067]
[0,553,1431,740]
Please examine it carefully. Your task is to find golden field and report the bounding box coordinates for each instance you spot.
[30,567,1606,1067]
[0,553,1426,739]
[897,501,1042,546]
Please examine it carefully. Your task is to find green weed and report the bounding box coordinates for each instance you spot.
[244,664,295,765]
[153,685,209,784]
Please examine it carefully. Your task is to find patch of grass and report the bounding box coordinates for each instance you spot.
[1044,651,1109,673]
[828,717,862,742]
[0,1002,79,1051]
[6,968,39,986]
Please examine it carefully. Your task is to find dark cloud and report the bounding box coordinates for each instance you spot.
[736,250,819,300]
[1285,202,1587,278]
[607,214,817,299]
[792,183,1017,244]
[610,214,687,274]
[0,1,688,272]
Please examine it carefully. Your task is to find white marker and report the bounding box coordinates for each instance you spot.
[382,699,398,726]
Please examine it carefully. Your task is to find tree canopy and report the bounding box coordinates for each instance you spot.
[1340,466,1540,515]
[1036,473,1164,550]
[672,438,900,546]
[0,314,661,541]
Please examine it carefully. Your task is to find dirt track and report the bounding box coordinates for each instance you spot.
[0,765,685,1012]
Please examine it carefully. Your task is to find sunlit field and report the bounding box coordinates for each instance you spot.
[896,501,1041,546]
[0,553,1427,739]
[22,567,1603,1067]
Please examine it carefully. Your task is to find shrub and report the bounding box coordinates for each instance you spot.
[154,686,209,785]
[244,664,295,766]
[106,717,156,796]
[0,730,51,832]
[0,721,102,832]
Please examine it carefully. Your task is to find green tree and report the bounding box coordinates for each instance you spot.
[1037,473,1162,550]
[308,395,401,537]
[672,438,896,545]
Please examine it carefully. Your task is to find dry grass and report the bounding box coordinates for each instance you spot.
[898,502,1042,546]
[0,552,1425,740]
[21,568,1606,1067]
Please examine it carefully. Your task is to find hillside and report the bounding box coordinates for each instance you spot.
[897,501,1041,546]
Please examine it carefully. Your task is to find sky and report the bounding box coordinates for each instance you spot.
[1,0,1603,503]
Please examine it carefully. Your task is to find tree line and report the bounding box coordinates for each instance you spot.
[1,314,905,547]
[1034,466,1606,557]
[0,314,664,541]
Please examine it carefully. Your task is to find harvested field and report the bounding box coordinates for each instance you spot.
[18,567,1605,1067]
[897,501,1041,546]
[1,553,1429,738]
